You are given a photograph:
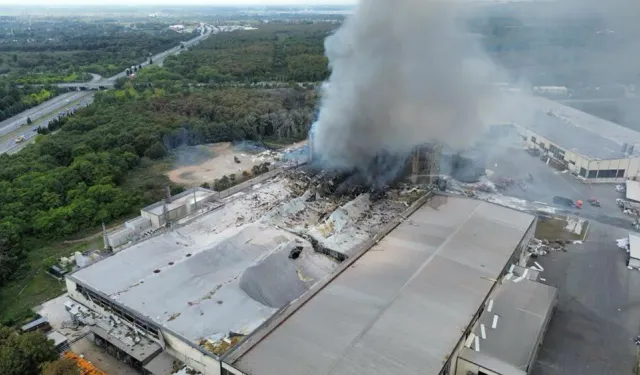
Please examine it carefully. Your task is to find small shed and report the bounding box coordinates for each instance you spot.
[628,234,640,268]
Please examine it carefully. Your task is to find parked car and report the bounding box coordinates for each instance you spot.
[616,184,626,193]
[587,197,601,207]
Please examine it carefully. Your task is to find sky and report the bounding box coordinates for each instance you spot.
[0,0,356,5]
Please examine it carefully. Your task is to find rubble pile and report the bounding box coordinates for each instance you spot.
[528,238,568,257]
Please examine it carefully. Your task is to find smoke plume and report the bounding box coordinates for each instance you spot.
[311,0,501,172]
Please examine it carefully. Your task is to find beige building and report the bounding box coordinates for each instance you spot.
[513,96,640,183]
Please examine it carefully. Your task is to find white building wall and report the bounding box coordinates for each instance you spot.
[630,257,640,269]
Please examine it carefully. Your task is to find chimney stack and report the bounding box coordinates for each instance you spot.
[164,186,172,204]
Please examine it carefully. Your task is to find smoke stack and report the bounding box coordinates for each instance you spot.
[164,186,172,204]
[629,144,635,156]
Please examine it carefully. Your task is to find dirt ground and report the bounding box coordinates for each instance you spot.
[168,142,273,185]
[168,141,308,186]
[71,336,139,375]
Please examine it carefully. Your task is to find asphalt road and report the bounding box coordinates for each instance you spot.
[0,94,94,154]
[532,222,640,375]
[0,26,213,154]
[0,91,91,139]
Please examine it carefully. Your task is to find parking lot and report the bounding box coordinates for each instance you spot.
[486,144,633,228]
[532,222,640,375]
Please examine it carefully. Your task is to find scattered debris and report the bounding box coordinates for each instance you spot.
[528,237,568,257]
[617,238,630,250]
[572,240,582,245]
[198,334,244,355]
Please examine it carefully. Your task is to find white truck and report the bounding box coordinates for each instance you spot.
[15,135,26,144]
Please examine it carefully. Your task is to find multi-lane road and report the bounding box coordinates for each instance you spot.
[0,26,213,154]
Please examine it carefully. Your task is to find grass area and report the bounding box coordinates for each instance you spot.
[535,216,589,241]
[0,237,103,326]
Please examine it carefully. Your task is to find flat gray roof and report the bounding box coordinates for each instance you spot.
[524,111,630,160]
[531,96,640,156]
[460,278,557,374]
[227,196,535,375]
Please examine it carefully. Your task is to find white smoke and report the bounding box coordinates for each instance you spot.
[311,0,503,171]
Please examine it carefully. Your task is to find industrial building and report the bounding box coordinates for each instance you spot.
[64,160,557,375]
[514,96,640,182]
[222,196,555,375]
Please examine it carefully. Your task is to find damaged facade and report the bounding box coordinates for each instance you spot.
[63,148,553,375]
[65,162,425,375]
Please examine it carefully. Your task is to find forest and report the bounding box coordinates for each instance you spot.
[162,22,333,83]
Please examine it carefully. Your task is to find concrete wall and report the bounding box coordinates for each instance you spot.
[106,227,133,249]
[125,216,151,232]
[630,257,640,269]
[141,210,162,229]
[163,331,221,375]
[455,358,500,375]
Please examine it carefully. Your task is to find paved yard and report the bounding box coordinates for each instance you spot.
[487,145,633,229]
[532,222,640,375]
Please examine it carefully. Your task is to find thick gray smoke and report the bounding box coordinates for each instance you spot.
[311,0,501,172]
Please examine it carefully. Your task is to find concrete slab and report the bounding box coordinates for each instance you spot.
[532,222,640,375]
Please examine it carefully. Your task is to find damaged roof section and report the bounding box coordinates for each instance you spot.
[226,196,536,375]
[70,170,418,356]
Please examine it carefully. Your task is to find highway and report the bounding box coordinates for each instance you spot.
[0,26,213,154]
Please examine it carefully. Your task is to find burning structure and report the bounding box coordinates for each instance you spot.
[63,159,555,375]
[65,165,422,374]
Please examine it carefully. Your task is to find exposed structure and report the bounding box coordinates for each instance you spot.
[514,96,640,182]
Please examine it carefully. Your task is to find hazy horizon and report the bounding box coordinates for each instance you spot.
[0,0,356,6]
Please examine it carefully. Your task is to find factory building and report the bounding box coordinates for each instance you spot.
[513,96,640,183]
[65,164,555,375]
[221,196,555,375]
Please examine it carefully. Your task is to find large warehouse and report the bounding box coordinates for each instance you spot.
[65,166,556,375]
[221,196,555,375]
[513,96,640,182]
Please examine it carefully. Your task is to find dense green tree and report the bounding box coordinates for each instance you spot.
[0,325,58,375]
[144,142,166,159]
